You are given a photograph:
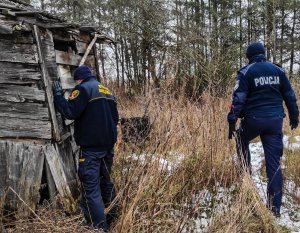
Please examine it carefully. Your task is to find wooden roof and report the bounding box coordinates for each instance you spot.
[0,0,116,44]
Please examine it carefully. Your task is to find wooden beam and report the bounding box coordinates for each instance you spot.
[33,25,61,141]
[0,52,38,64]
[45,159,57,202]
[43,144,76,213]
[0,102,48,120]
[0,62,41,84]
[0,116,51,139]
[0,84,45,103]
[79,34,99,66]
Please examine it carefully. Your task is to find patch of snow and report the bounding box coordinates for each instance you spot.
[128,151,185,173]
[250,135,300,233]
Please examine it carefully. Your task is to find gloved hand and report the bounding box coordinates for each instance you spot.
[228,122,236,139]
[290,117,299,130]
[52,81,63,96]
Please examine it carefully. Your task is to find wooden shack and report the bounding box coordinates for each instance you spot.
[0,0,115,216]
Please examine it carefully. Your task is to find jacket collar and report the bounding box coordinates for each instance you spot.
[249,54,266,64]
[80,76,97,84]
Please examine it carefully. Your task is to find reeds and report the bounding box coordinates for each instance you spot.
[1,83,299,232]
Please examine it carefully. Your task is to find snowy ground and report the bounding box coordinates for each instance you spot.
[129,136,300,232]
[250,136,300,233]
[185,135,300,232]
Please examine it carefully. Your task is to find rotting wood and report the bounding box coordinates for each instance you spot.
[0,84,45,103]
[16,146,44,217]
[0,140,45,214]
[34,25,61,141]
[43,144,76,213]
[0,51,38,64]
[55,50,81,66]
[0,62,41,84]
[0,39,38,53]
[45,159,57,202]
[0,116,52,139]
[56,138,79,197]
[13,31,34,44]
[0,102,48,120]
[39,28,68,139]
[0,143,7,200]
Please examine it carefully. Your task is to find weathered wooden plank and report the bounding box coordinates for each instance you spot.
[43,144,76,213]
[55,50,81,66]
[0,39,37,53]
[0,102,49,120]
[56,138,79,197]
[16,144,44,216]
[0,140,45,214]
[0,51,38,64]
[0,117,52,139]
[0,16,31,34]
[0,63,41,84]
[57,64,76,89]
[45,159,57,202]
[13,31,34,44]
[0,141,7,202]
[0,18,16,34]
[0,84,45,103]
[34,25,61,141]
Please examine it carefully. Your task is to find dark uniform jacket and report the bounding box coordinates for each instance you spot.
[228,54,299,123]
[54,77,119,151]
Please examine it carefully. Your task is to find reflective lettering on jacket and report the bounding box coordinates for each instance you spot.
[254,76,280,87]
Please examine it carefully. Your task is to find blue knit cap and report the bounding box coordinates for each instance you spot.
[73,65,94,80]
[246,42,265,59]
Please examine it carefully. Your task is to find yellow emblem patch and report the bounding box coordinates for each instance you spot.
[98,85,112,95]
[68,90,80,100]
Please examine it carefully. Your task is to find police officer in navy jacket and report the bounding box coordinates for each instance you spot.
[227,42,299,217]
[52,65,119,231]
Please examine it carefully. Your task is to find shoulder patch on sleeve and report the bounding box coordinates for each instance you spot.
[68,89,80,100]
[234,80,240,91]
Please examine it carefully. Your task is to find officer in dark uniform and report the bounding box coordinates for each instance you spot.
[52,65,119,231]
[227,42,299,217]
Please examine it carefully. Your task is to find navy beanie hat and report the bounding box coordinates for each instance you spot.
[246,42,265,59]
[74,65,94,80]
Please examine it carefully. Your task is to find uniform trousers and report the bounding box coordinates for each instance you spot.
[237,116,283,214]
[78,149,116,230]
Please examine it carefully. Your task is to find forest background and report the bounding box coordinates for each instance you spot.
[25,0,300,95]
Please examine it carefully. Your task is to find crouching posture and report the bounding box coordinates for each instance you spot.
[227,42,299,217]
[52,65,119,231]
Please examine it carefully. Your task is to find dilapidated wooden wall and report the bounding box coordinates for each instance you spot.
[0,1,104,216]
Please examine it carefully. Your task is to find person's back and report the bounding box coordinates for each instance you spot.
[52,65,119,232]
[240,55,288,118]
[227,42,299,218]
[73,78,118,151]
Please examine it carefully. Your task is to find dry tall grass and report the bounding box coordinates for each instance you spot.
[2,82,299,233]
